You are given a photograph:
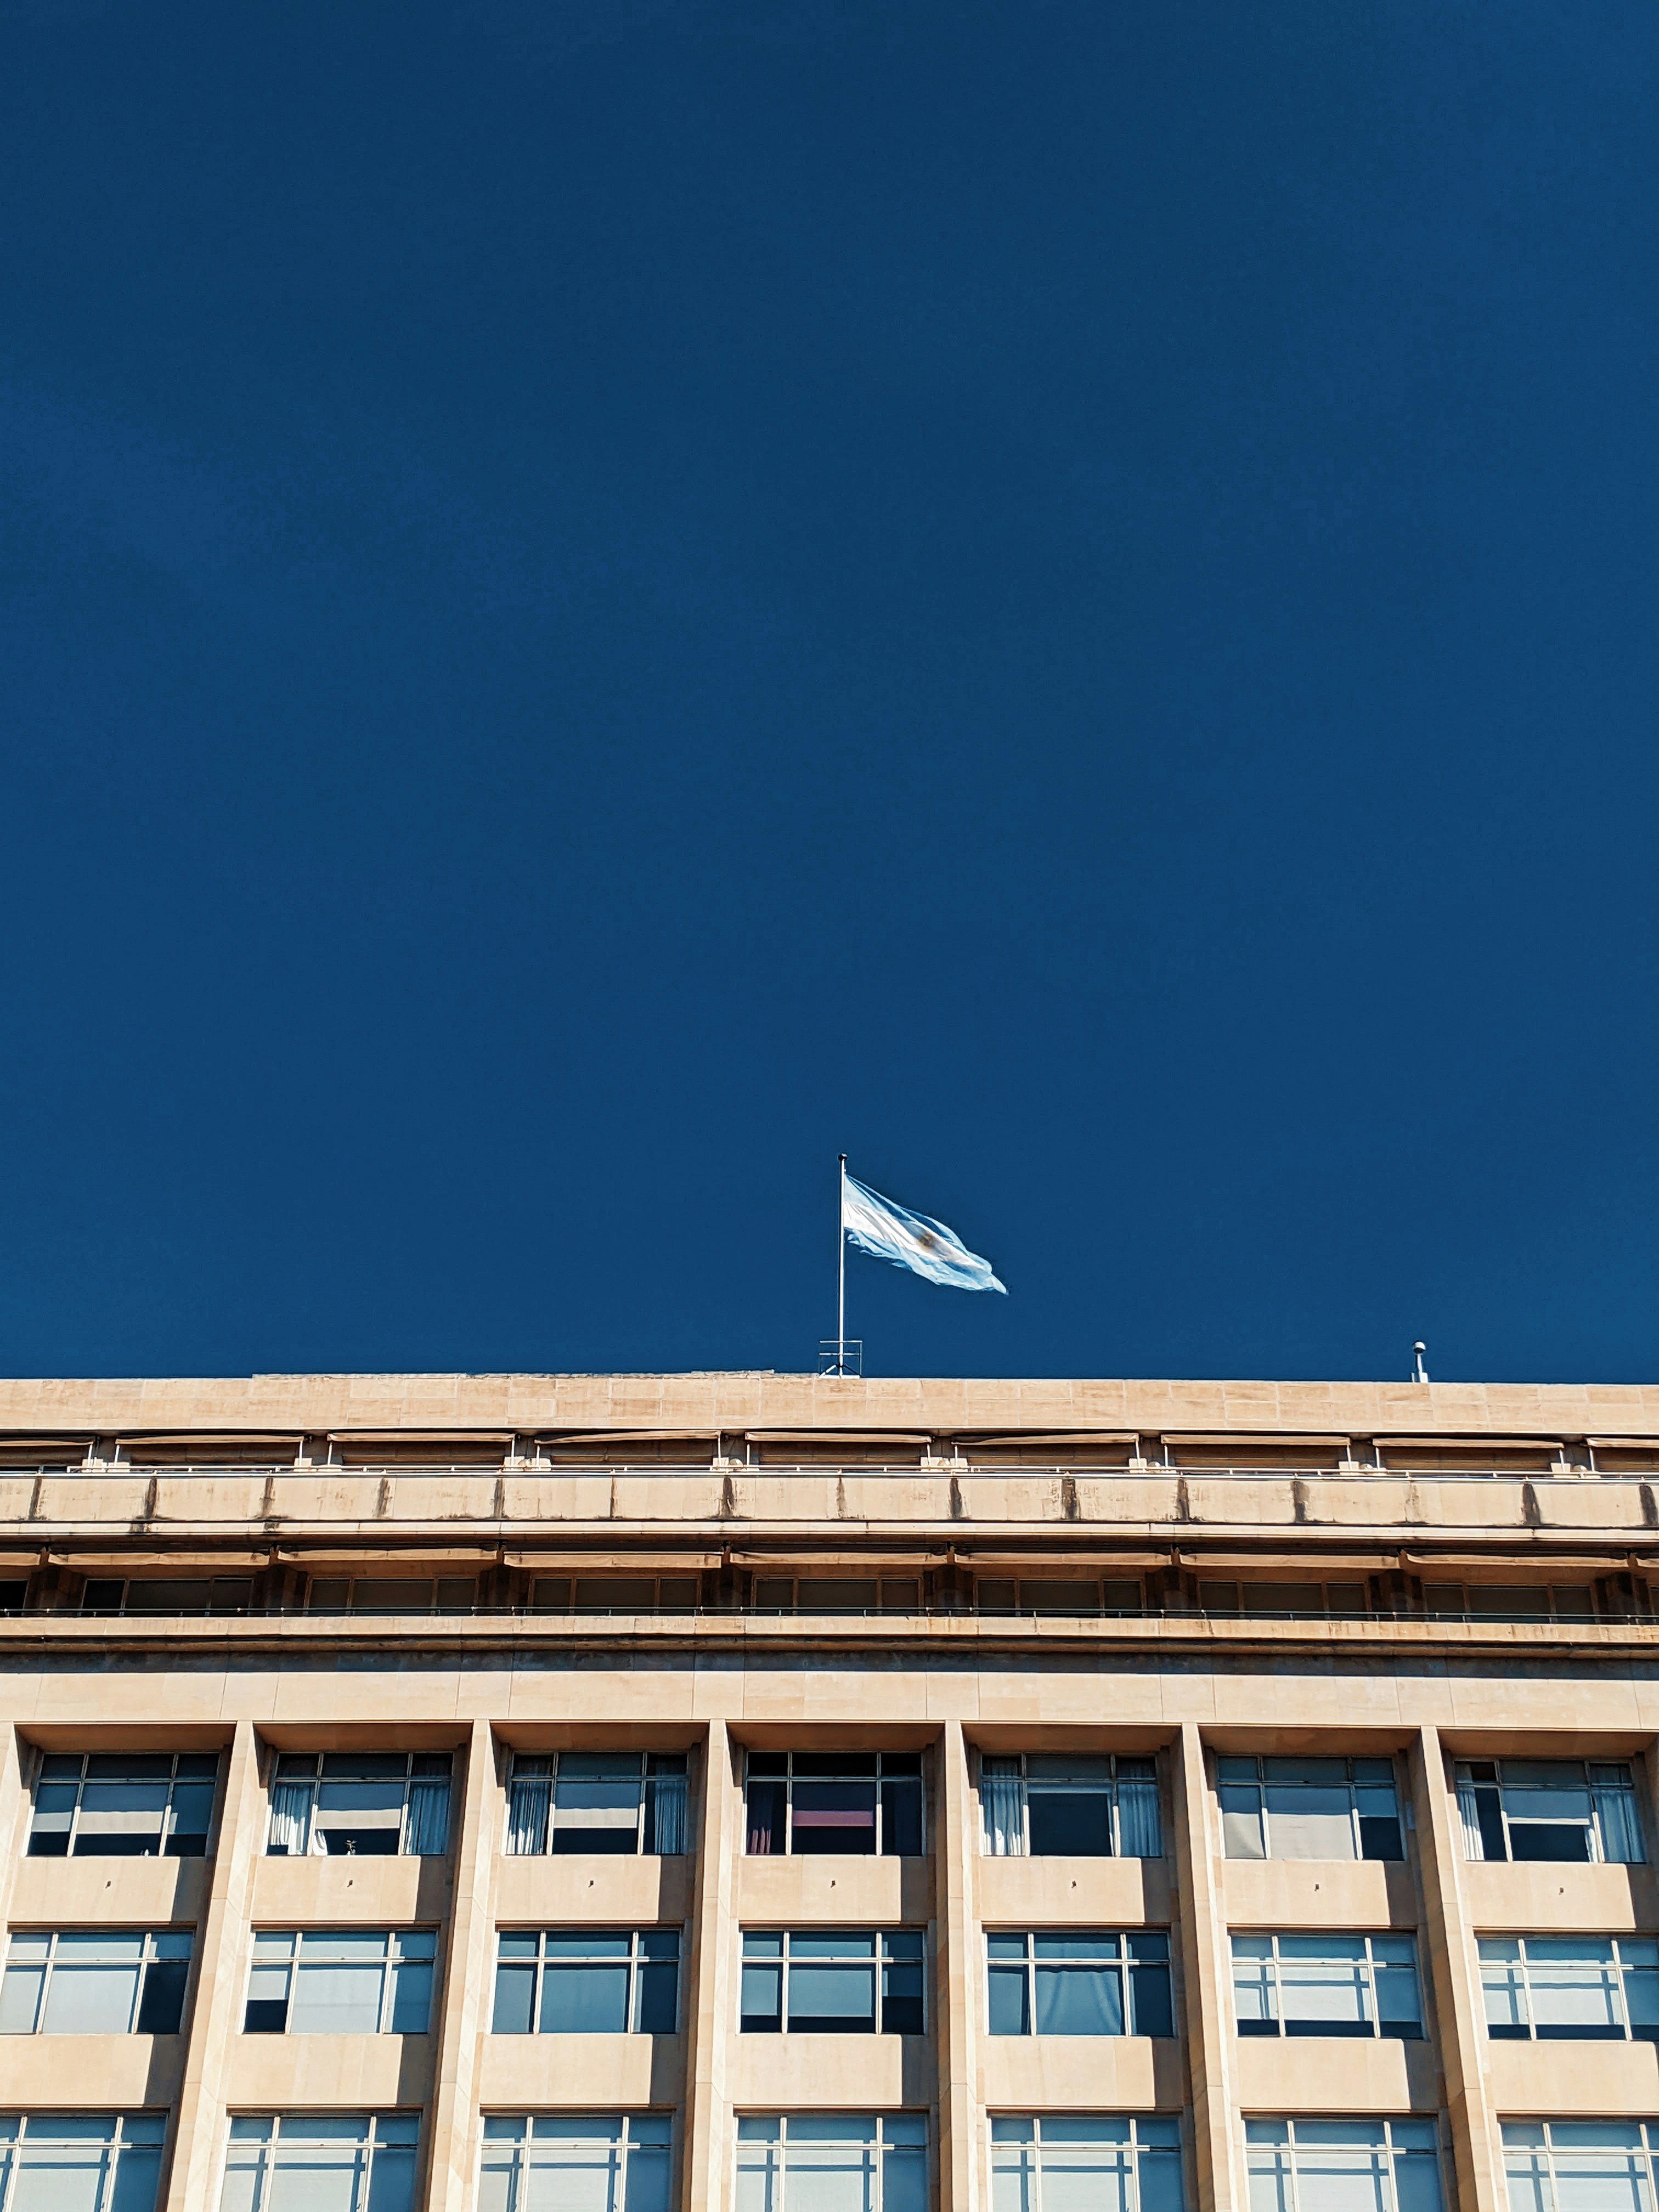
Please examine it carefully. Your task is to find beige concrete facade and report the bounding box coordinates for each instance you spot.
[4,1372,1659,2212]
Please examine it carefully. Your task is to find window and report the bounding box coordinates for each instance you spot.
[1232,1935,1422,2039]
[752,1578,922,1613]
[1481,1938,1659,2041]
[980,1754,1161,1859]
[0,1584,26,1615]
[1456,1761,1644,1865]
[740,1931,925,2034]
[1200,1583,1368,1617]
[1220,1757,1404,1862]
[29,1752,219,1859]
[492,1930,679,2035]
[0,1932,191,2035]
[504,1753,687,1857]
[987,1931,1172,2037]
[1246,2120,1443,2212]
[975,1579,1144,1615]
[80,1579,252,1615]
[744,1753,923,1856]
[0,2115,166,2212]
[266,1753,452,1857]
[306,1577,477,1613]
[529,1577,698,1613]
[481,2118,672,2212]
[737,2116,924,2212]
[1426,1586,1595,1621]
[219,2115,419,2212]
[1503,2123,1659,2212]
[991,2117,1183,2212]
[244,1930,436,2034]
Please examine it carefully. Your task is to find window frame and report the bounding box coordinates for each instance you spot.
[978,1752,1163,1860]
[527,1576,700,1614]
[1245,2117,1444,2212]
[1502,2120,1659,2212]
[0,1929,193,2036]
[1425,1584,1598,1622]
[742,1751,925,1858]
[1217,1754,1406,1864]
[242,1927,437,2036]
[304,1576,478,1615]
[1231,1932,1424,2040]
[974,1577,1146,1615]
[481,2114,674,2212]
[736,2113,926,2212]
[0,2112,167,2212]
[986,1929,1173,2038]
[989,2114,1183,2212]
[1198,1581,1371,1618]
[1479,1936,1659,2042]
[502,1752,689,1858]
[490,1928,681,2036]
[219,2112,420,2212]
[264,1751,453,1859]
[78,1578,253,1616]
[27,1751,221,1860]
[751,1577,923,1615]
[1455,1759,1645,1866]
[738,1929,927,2036]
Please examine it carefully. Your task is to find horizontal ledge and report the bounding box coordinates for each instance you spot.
[503,1551,724,1572]
[1177,1551,1400,1572]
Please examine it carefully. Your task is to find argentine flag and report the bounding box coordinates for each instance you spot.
[842,1168,1007,1294]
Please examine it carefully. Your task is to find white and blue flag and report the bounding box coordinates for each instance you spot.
[841,1169,1007,1294]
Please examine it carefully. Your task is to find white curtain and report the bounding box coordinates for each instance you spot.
[981,1760,1025,1857]
[650,1770,687,1858]
[506,1763,552,1857]
[269,1780,314,1857]
[1116,1779,1161,1860]
[1594,1782,1644,1866]
[1455,1781,1486,1863]
[404,1776,451,1858]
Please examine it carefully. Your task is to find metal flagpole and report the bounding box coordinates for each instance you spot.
[837,1154,847,1376]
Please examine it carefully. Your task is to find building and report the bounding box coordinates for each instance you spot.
[2,1369,1658,2212]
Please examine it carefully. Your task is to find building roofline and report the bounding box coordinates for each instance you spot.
[0,1370,1657,1439]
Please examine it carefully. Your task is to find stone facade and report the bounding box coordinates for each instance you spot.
[2,1372,1658,2212]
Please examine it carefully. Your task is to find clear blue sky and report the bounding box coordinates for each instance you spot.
[2,2,1656,1384]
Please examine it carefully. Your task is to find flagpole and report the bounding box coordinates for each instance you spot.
[837,1154,847,1376]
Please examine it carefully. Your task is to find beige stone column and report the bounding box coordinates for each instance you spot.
[1173,1724,1242,2212]
[934,1721,980,2212]
[1408,1728,1503,2212]
[0,1725,32,1930]
[428,1718,500,2212]
[163,1719,265,2212]
[683,1722,736,2212]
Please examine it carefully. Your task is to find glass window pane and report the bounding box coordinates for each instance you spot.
[539,1963,630,2034]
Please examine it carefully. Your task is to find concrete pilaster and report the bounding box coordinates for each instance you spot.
[0,1726,31,1932]
[1409,1727,1503,2212]
[427,1719,500,2212]
[935,1722,981,2212]
[1173,1724,1242,2212]
[684,1722,736,2212]
[163,1720,264,2212]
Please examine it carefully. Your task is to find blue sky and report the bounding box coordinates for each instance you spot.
[2,2,1656,1384]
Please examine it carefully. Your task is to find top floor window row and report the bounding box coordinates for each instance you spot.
[268,1754,452,1858]
[981,1754,1161,1859]
[505,1754,687,1857]
[1458,1760,1644,1864]
[744,1753,923,1857]
[30,1753,219,1859]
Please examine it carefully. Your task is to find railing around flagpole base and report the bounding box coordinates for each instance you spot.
[818,1339,863,1376]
